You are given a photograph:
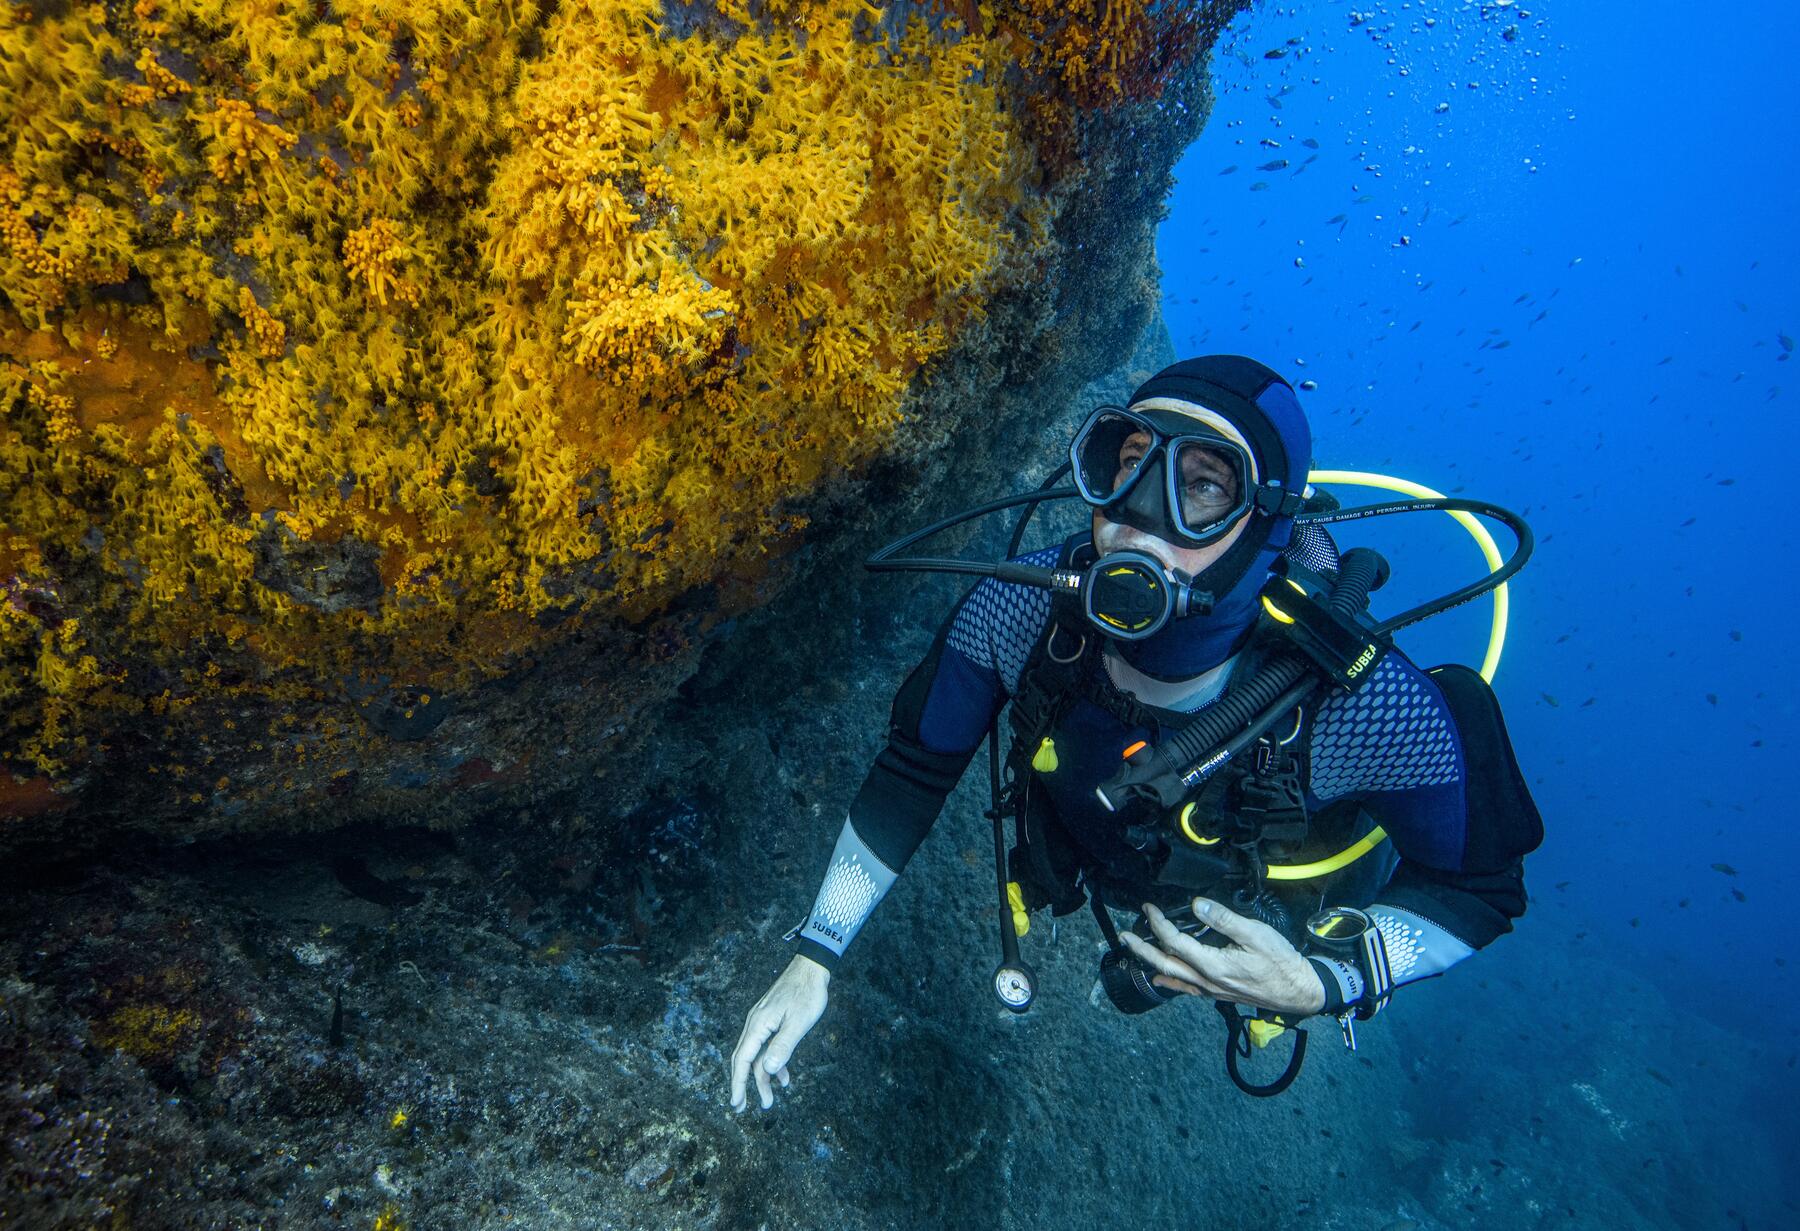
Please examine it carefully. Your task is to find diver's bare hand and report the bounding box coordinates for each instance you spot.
[729,954,830,1112]
[1122,898,1327,1017]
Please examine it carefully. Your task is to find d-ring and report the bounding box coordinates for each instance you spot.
[1277,705,1305,746]
[1047,624,1087,664]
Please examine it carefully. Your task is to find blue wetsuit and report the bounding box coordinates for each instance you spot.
[793,526,1538,1013]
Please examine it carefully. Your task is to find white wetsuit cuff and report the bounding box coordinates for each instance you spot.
[800,818,899,960]
[1369,903,1476,985]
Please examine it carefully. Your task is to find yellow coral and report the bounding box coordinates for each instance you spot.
[341,219,422,308]
[237,286,286,356]
[93,1002,200,1061]
[196,97,299,183]
[0,0,1186,800]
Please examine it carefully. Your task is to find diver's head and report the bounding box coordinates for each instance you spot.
[1074,354,1310,594]
[1069,355,1312,668]
[1086,411,1260,582]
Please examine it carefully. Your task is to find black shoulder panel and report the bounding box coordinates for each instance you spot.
[887,601,959,742]
[1427,663,1545,873]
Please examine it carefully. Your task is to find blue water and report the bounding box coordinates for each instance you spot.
[1160,0,1800,1052]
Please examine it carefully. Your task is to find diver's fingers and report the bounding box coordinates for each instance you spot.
[1129,934,1227,998]
[754,1055,776,1109]
[1121,930,1207,985]
[1137,909,1252,988]
[1190,897,1288,954]
[777,1065,791,1089]
[760,1006,814,1077]
[1140,904,1223,969]
[730,1015,777,1111]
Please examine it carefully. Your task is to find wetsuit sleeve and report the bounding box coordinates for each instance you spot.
[1306,654,1543,1003]
[792,557,1056,972]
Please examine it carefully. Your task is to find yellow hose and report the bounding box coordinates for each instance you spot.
[1306,470,1509,683]
[1264,825,1389,880]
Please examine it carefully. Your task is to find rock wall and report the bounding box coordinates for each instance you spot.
[1,0,1241,853]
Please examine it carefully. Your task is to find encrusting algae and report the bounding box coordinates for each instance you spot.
[0,0,1215,821]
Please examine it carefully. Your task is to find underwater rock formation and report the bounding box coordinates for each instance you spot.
[1,0,1237,848]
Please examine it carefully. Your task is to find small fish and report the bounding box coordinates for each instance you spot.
[1301,138,1320,149]
[1781,333,1795,353]
[1264,47,1288,59]
[1514,293,1531,305]
[1325,213,1347,225]
[1718,477,1736,486]
[1539,692,1559,707]
[1579,697,1595,708]
[1712,862,1738,876]
[1705,693,1718,705]
[1657,355,1674,365]
[1353,195,1373,204]
[1729,629,1743,641]
[1259,159,1289,171]
[1250,181,1271,191]
[1732,888,1747,902]
[1555,880,1570,890]
[1220,164,1237,175]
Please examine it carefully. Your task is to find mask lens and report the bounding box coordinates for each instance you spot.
[1073,409,1152,504]
[1171,440,1245,533]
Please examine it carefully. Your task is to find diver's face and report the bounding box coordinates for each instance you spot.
[1091,428,1252,574]
[1092,506,1250,576]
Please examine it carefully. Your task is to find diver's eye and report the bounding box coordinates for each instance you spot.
[1181,477,1236,520]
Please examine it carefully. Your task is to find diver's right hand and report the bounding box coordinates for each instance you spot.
[729,954,830,1112]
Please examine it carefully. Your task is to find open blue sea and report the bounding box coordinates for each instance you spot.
[1157,0,1797,1218]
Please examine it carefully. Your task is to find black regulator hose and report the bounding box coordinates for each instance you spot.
[1094,547,1389,813]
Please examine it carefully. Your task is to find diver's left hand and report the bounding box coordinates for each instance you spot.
[1121,898,1327,1017]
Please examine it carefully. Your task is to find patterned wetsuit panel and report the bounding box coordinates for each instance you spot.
[916,545,1059,754]
[944,544,1059,695]
[1283,519,1342,574]
[1306,654,1468,871]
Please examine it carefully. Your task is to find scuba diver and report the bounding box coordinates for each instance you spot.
[728,354,1544,1108]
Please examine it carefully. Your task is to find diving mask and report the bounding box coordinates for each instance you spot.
[1071,404,1299,549]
